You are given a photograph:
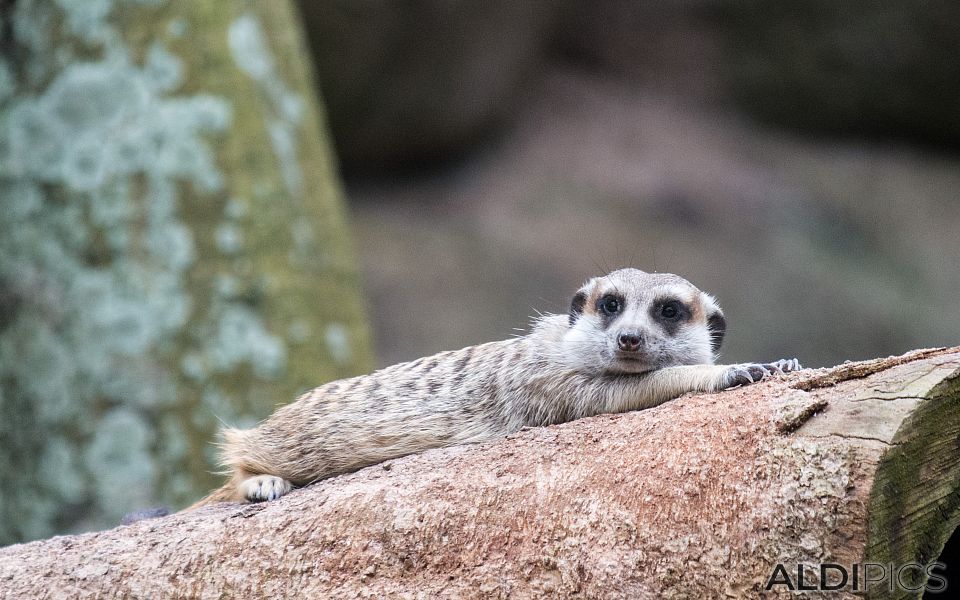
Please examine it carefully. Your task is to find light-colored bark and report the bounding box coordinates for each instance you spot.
[1,347,957,599]
[0,0,372,544]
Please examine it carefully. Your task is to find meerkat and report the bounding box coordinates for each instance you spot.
[192,268,801,507]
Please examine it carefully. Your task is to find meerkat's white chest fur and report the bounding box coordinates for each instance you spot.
[194,268,801,507]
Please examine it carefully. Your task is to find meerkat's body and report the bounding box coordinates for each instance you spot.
[195,269,800,506]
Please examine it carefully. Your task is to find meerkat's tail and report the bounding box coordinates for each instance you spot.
[183,478,242,511]
[183,427,252,511]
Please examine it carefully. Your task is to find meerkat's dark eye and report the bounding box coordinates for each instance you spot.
[660,301,681,320]
[599,295,622,316]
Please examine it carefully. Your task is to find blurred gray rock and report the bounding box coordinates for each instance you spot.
[296,0,564,170]
[720,0,960,147]
[554,0,960,147]
[554,0,728,100]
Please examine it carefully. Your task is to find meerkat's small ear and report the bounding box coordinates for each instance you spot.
[568,290,588,327]
[702,293,726,352]
[708,312,726,353]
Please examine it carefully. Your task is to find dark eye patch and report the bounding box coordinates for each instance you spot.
[650,297,690,335]
[595,293,625,328]
[659,300,681,320]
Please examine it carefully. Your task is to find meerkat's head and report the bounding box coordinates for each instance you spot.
[560,268,725,374]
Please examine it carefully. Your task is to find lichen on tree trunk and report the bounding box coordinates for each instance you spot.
[0,0,372,545]
[1,348,956,598]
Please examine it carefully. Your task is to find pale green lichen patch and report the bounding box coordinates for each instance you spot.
[54,0,114,41]
[166,16,187,38]
[288,319,311,344]
[144,40,183,91]
[208,305,287,378]
[228,12,306,200]
[215,222,243,254]
[0,58,14,102]
[324,322,353,366]
[227,14,274,81]
[83,408,157,509]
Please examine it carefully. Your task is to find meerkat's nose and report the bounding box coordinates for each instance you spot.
[617,332,643,352]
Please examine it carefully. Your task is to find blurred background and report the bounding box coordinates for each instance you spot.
[319,0,960,370]
[1,0,959,545]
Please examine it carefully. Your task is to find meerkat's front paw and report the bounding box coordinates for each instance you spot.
[240,475,293,502]
[721,358,802,389]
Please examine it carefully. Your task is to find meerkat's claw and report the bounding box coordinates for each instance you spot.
[766,358,803,373]
[723,358,803,389]
[723,363,769,388]
[241,475,292,502]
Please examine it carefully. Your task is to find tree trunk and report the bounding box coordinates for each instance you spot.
[0,0,373,544]
[1,347,957,599]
